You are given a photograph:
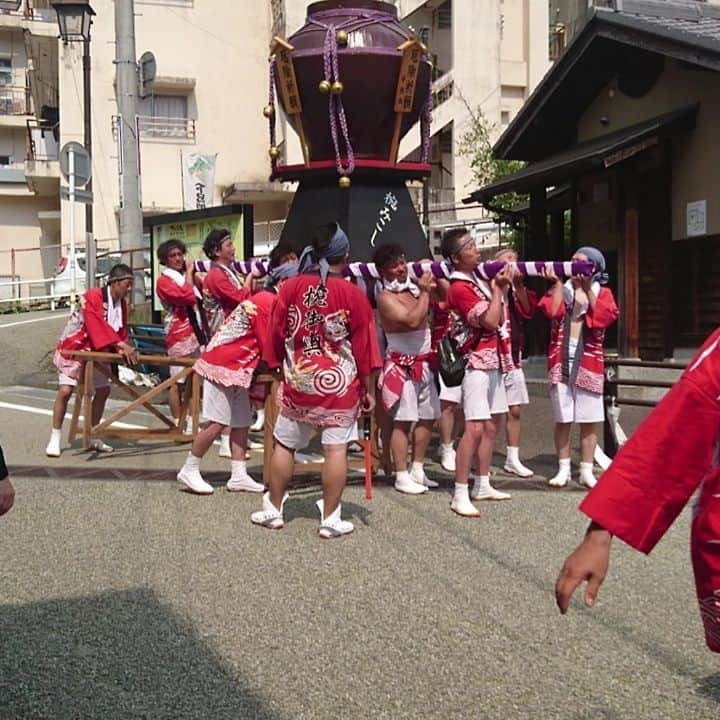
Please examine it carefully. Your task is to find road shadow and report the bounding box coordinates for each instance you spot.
[697,673,720,704]
[0,588,284,720]
[282,493,372,528]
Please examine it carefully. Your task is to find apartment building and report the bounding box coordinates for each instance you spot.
[0,0,548,299]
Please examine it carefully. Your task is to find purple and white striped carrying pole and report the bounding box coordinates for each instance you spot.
[193,259,594,280]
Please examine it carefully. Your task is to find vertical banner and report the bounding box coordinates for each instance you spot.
[181,151,217,210]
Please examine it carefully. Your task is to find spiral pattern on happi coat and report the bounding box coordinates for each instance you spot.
[287,305,301,337]
[313,366,350,396]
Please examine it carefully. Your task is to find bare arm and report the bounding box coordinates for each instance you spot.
[511,267,532,314]
[545,270,564,316]
[478,266,512,330]
[377,273,433,330]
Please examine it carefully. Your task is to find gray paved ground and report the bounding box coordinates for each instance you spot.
[0,311,717,719]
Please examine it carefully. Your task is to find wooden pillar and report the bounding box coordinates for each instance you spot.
[621,208,639,358]
[549,210,565,260]
[528,187,548,257]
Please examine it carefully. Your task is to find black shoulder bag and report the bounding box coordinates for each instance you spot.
[437,334,465,387]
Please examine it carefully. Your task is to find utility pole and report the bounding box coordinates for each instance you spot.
[114,0,143,254]
[83,35,95,286]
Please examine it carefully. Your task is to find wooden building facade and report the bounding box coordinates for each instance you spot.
[465,0,720,359]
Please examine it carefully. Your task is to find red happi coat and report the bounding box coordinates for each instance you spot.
[538,283,619,394]
[497,286,538,373]
[202,263,250,337]
[581,327,720,653]
[446,272,500,371]
[53,286,129,379]
[263,272,382,427]
[156,271,201,358]
[193,290,275,388]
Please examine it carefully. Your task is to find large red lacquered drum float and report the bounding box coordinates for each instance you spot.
[267,0,432,260]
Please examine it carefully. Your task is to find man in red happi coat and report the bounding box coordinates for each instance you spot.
[45,263,138,457]
[155,239,206,425]
[556,326,720,653]
[251,222,381,539]
[539,247,619,489]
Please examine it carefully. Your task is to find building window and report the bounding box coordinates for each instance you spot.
[0,58,11,86]
[0,155,12,165]
[437,0,451,30]
[138,93,195,139]
[501,111,510,125]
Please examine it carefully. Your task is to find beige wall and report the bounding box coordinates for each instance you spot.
[578,60,720,242]
[0,195,59,284]
[59,0,275,245]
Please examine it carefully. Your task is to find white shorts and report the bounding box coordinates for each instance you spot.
[439,374,462,405]
[58,365,110,389]
[202,379,251,428]
[504,367,529,406]
[394,364,440,422]
[170,350,199,384]
[273,413,359,450]
[462,368,508,421]
[550,382,604,423]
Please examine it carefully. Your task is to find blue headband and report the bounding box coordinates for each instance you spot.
[576,246,609,286]
[264,260,298,290]
[298,224,350,285]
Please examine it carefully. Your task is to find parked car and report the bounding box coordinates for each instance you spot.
[52,251,151,302]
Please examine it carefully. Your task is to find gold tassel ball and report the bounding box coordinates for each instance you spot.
[268,146,280,159]
[338,176,351,188]
[331,80,344,95]
[318,79,331,94]
[262,105,274,118]
[336,29,349,46]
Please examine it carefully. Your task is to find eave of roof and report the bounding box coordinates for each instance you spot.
[494,2,720,161]
[464,103,698,205]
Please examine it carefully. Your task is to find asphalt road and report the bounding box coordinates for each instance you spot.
[0,310,717,719]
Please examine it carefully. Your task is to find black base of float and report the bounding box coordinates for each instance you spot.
[279,177,430,263]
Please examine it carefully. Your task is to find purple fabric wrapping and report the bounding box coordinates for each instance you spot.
[193,259,595,280]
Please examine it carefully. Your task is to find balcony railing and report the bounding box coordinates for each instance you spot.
[431,71,454,110]
[0,0,54,20]
[26,118,58,160]
[0,85,30,116]
[112,115,197,141]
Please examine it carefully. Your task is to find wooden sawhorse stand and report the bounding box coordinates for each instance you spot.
[258,374,379,496]
[65,350,200,447]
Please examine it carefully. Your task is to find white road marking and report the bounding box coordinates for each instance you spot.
[0,314,66,329]
[0,400,146,429]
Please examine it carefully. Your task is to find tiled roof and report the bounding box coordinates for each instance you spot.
[601,0,720,47]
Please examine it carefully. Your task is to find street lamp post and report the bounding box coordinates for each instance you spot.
[51,0,96,290]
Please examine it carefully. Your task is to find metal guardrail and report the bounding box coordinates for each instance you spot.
[602,356,688,457]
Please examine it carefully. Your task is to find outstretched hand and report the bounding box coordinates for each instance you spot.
[555,523,612,614]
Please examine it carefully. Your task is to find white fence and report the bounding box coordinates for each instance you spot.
[0,222,286,310]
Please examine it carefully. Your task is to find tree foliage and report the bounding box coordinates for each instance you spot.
[457,107,527,213]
